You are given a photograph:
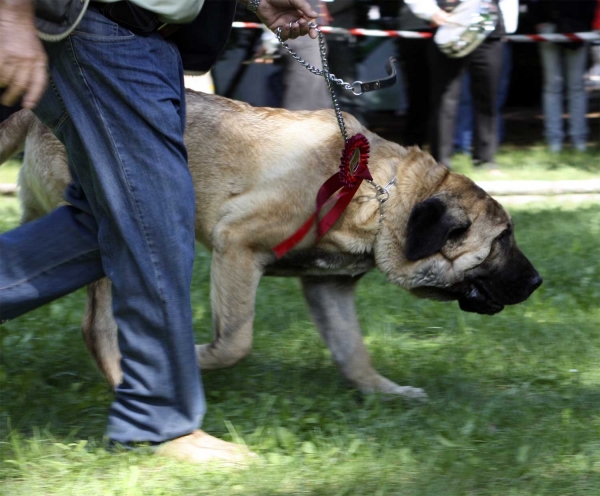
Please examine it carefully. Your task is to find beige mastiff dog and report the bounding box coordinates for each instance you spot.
[0,90,542,399]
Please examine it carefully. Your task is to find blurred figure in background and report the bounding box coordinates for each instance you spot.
[590,0,600,89]
[396,1,434,147]
[280,0,332,110]
[325,0,366,123]
[529,0,596,152]
[405,0,519,169]
[453,42,513,155]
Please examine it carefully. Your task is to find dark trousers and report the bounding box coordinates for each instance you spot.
[429,38,504,166]
[397,38,432,147]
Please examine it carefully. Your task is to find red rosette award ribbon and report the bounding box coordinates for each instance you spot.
[273,134,372,258]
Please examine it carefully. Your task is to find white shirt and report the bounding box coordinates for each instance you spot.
[94,0,205,24]
[404,0,520,34]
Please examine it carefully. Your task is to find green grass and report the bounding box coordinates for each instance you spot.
[452,145,600,182]
[0,159,19,184]
[1,192,600,493]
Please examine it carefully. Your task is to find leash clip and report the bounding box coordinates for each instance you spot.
[367,176,396,222]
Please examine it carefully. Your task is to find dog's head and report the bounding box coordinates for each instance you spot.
[374,156,541,315]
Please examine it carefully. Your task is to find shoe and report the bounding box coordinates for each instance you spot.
[573,142,587,153]
[155,430,258,466]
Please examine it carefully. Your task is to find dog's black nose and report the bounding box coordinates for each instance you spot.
[530,273,543,290]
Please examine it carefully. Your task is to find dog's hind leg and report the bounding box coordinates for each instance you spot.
[195,247,262,370]
[301,275,427,400]
[81,278,123,388]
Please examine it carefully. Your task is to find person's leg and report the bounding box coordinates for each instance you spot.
[496,43,512,144]
[428,43,465,166]
[0,69,104,321]
[0,203,103,321]
[398,38,431,147]
[454,73,473,154]
[539,42,565,152]
[39,9,204,444]
[565,43,589,151]
[468,39,502,165]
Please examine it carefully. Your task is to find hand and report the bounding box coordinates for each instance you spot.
[254,0,319,40]
[0,1,48,109]
[431,9,451,27]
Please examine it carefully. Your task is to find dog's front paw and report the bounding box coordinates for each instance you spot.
[386,385,428,401]
[358,374,428,401]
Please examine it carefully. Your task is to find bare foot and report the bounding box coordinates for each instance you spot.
[155,430,258,466]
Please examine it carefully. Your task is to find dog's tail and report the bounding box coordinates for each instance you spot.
[0,109,36,165]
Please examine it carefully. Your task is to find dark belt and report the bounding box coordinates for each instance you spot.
[89,1,180,38]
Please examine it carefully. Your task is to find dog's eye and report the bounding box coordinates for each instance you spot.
[448,225,470,241]
[497,227,513,242]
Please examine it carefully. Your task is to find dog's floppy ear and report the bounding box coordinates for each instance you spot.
[405,197,467,261]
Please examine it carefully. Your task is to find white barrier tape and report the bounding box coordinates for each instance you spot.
[231,22,600,42]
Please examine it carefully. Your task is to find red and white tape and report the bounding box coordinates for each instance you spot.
[232,22,600,42]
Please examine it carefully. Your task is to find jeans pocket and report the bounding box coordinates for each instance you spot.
[33,75,68,133]
[73,8,136,42]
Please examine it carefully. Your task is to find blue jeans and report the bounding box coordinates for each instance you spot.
[539,42,589,150]
[0,8,205,444]
[454,74,473,153]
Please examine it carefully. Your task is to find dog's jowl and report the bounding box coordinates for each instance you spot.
[0,91,541,399]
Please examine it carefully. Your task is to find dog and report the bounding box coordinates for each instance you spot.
[0,90,542,399]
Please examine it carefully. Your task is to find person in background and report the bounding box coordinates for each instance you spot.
[396,0,434,147]
[0,0,318,465]
[529,0,596,152]
[323,0,367,124]
[589,0,600,89]
[454,42,513,155]
[405,0,519,169]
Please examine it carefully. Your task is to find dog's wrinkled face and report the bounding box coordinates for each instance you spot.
[377,173,542,315]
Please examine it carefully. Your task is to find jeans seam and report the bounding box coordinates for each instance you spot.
[0,248,100,290]
[48,77,69,133]
[67,35,168,308]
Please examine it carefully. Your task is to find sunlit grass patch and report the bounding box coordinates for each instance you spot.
[0,159,20,184]
[454,145,600,182]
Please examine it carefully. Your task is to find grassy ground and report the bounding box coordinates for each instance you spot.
[1,182,600,494]
[453,146,600,182]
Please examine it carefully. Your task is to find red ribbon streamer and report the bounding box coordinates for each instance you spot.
[273,134,371,258]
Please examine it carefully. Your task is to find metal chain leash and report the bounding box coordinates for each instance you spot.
[275,22,397,223]
[275,22,358,142]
